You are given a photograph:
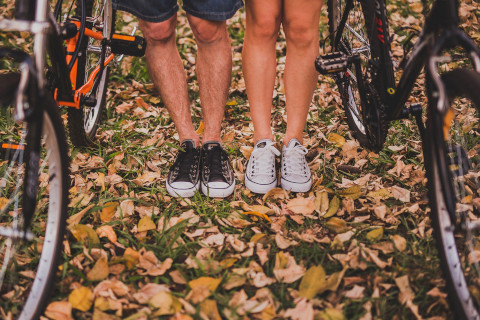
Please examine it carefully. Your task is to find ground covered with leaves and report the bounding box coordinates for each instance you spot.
[2,0,480,319]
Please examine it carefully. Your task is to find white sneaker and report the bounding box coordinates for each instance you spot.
[245,139,280,194]
[281,139,312,192]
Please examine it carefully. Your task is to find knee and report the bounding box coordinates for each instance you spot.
[247,17,280,42]
[284,23,317,48]
[189,18,227,44]
[139,17,176,43]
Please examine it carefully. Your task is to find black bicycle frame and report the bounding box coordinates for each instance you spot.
[383,0,480,120]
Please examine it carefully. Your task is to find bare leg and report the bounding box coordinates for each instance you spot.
[282,0,323,145]
[242,0,282,143]
[187,14,232,143]
[139,16,200,146]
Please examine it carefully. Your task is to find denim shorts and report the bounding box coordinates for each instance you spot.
[112,0,243,23]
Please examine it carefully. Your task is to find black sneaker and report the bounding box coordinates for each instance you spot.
[201,141,235,197]
[166,140,201,197]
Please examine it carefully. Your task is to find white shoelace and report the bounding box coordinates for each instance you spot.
[283,143,309,178]
[250,142,280,177]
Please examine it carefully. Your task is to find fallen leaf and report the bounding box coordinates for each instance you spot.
[339,185,362,200]
[287,197,316,215]
[328,133,346,147]
[44,301,73,320]
[70,224,100,246]
[243,211,272,223]
[87,256,109,281]
[69,286,93,312]
[324,195,340,218]
[137,215,156,232]
[298,265,326,299]
[392,235,407,252]
[391,186,411,202]
[200,300,222,320]
[101,202,118,222]
[96,225,117,243]
[273,251,305,283]
[366,228,383,242]
[149,291,182,316]
[325,217,348,234]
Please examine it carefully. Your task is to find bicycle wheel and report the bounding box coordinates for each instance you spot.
[0,88,69,319]
[327,0,394,151]
[68,0,113,146]
[426,69,480,319]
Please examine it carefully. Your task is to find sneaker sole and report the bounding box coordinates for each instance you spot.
[245,175,277,194]
[201,181,235,198]
[281,178,312,193]
[166,181,200,198]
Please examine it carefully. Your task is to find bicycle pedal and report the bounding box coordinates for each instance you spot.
[315,52,348,75]
[110,34,146,57]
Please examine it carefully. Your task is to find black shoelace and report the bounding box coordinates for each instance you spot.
[173,148,198,182]
[204,146,227,182]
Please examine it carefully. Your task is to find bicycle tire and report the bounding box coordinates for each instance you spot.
[68,0,113,147]
[327,0,394,150]
[0,91,69,320]
[426,69,480,319]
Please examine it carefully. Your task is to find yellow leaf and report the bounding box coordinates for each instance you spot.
[220,258,238,269]
[298,265,326,299]
[67,204,95,227]
[189,277,221,292]
[96,225,117,243]
[200,300,222,320]
[263,188,289,201]
[242,211,272,223]
[250,233,267,243]
[149,96,161,104]
[137,215,156,232]
[323,268,347,294]
[251,205,275,215]
[286,197,316,215]
[124,247,140,269]
[339,185,362,200]
[0,197,9,210]
[149,291,182,316]
[70,224,100,246]
[69,286,93,312]
[325,217,348,234]
[367,188,392,200]
[315,191,329,214]
[366,228,383,242]
[195,121,204,135]
[391,235,407,252]
[328,133,346,147]
[324,196,340,218]
[87,256,109,281]
[97,172,106,192]
[226,99,237,106]
[101,202,118,222]
[317,308,345,320]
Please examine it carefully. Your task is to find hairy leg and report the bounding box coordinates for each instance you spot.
[282,0,322,145]
[187,15,232,143]
[139,15,200,146]
[243,0,282,143]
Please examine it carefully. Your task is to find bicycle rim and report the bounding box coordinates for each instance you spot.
[428,69,480,319]
[0,96,69,319]
[68,0,112,145]
[328,0,371,140]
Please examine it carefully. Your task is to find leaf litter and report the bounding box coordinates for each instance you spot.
[4,0,474,319]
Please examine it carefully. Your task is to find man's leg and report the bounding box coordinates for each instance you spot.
[186,14,232,143]
[282,0,323,145]
[139,15,200,146]
[242,0,282,143]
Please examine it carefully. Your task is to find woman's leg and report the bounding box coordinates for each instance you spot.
[282,0,323,145]
[242,0,282,143]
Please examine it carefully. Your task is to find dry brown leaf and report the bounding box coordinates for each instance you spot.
[100,202,118,222]
[133,283,170,304]
[124,247,140,269]
[286,197,316,215]
[96,225,117,243]
[391,186,411,203]
[391,235,407,252]
[138,248,173,276]
[44,301,73,320]
[67,204,95,227]
[200,300,222,320]
[87,256,109,281]
[149,291,182,316]
[273,251,305,283]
